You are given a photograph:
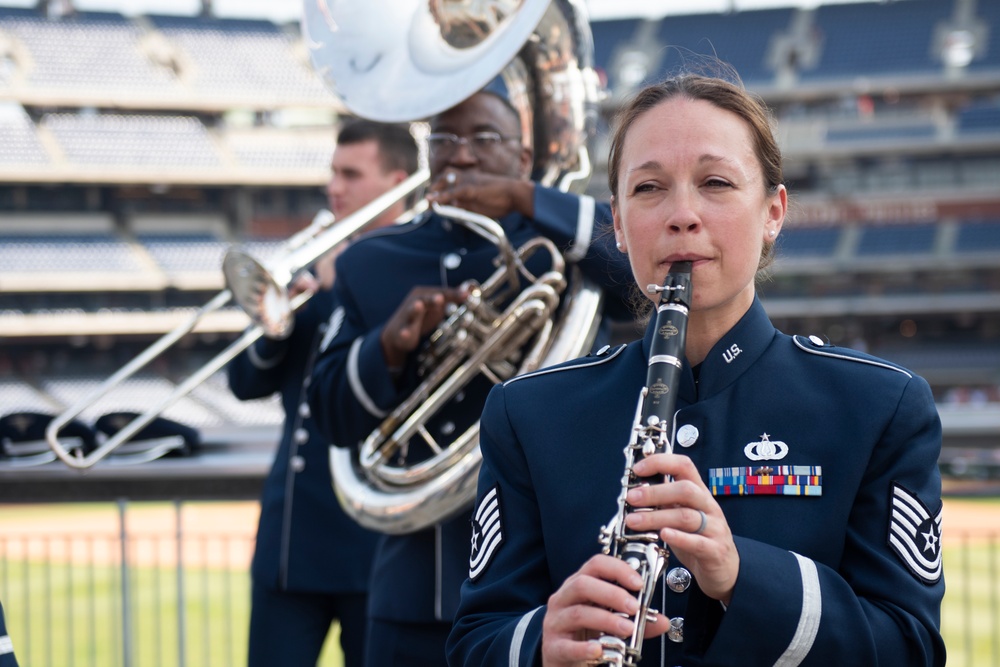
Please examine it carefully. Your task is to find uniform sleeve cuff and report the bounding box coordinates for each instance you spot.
[247,337,287,369]
[348,327,404,418]
[531,187,595,262]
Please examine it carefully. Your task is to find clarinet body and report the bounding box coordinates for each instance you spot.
[595,261,692,667]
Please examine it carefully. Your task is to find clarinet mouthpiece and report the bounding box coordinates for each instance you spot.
[669,260,692,274]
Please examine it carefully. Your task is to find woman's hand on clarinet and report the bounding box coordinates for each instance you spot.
[625,453,740,606]
[541,555,672,667]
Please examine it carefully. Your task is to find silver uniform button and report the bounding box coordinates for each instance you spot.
[440,421,456,435]
[667,617,684,643]
[291,455,305,472]
[665,567,692,593]
[298,402,310,419]
[443,252,462,270]
[808,335,824,346]
[294,428,309,444]
[676,424,699,448]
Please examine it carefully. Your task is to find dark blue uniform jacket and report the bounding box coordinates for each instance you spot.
[0,600,17,667]
[229,288,380,593]
[308,187,632,624]
[449,297,946,667]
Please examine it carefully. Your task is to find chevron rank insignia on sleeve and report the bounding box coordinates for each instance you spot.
[887,483,943,584]
[469,484,504,582]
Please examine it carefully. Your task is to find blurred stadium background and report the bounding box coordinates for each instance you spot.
[0,0,998,665]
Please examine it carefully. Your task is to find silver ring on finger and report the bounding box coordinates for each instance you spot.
[694,509,708,535]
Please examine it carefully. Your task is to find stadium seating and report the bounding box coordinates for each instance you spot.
[0,0,998,460]
[855,222,939,256]
[0,231,145,273]
[0,106,49,166]
[801,0,952,81]
[136,231,229,275]
[957,101,1000,135]
[0,9,181,94]
[969,0,1000,72]
[653,8,794,85]
[147,14,331,105]
[955,219,1000,253]
[775,226,842,259]
[43,113,222,168]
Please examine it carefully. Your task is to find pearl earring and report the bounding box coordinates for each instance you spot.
[768,230,776,237]
[616,241,624,251]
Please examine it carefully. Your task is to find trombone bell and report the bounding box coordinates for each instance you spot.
[223,249,294,340]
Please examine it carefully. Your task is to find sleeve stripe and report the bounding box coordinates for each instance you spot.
[347,337,388,418]
[474,486,498,521]
[469,519,502,571]
[509,606,542,667]
[889,532,942,574]
[565,194,594,262]
[888,484,943,583]
[775,553,821,667]
[469,532,503,579]
[248,342,285,370]
[0,635,13,655]
[893,486,931,520]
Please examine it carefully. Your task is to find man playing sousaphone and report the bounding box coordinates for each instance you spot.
[307,87,633,666]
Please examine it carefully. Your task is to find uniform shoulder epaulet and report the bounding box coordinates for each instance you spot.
[791,334,912,378]
[503,343,627,387]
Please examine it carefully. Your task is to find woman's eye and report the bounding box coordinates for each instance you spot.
[705,177,732,188]
[633,182,658,193]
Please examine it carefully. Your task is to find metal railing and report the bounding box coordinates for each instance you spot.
[0,500,261,667]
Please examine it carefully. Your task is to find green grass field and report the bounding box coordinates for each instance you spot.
[0,499,997,666]
[1,558,344,667]
[941,541,1000,666]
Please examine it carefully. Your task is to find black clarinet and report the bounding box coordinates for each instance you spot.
[596,261,692,667]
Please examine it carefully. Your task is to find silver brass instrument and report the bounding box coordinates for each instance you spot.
[45,172,426,469]
[305,0,606,533]
[331,202,602,534]
[596,262,692,667]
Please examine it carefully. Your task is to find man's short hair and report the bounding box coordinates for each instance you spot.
[336,119,419,176]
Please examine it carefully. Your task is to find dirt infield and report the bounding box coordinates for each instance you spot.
[939,497,1000,541]
[0,497,996,567]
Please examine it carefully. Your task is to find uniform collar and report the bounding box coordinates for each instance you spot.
[642,295,776,402]
[432,208,523,242]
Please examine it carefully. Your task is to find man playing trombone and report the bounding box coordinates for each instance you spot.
[228,119,419,667]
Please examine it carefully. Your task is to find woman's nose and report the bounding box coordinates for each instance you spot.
[667,193,701,233]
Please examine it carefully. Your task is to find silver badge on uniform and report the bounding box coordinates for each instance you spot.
[469,484,504,581]
[888,483,943,584]
[744,433,788,461]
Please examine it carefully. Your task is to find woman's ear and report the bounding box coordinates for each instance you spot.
[611,196,626,252]
[765,184,787,240]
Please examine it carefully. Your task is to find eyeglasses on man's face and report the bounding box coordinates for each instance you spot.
[426,131,521,157]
